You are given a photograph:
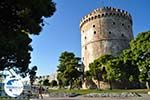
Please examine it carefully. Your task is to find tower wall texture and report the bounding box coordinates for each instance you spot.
[80,7,133,71]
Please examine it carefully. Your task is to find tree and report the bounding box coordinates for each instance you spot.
[0,0,56,35]
[108,31,150,88]
[43,79,50,86]
[84,71,97,89]
[0,0,56,76]
[0,33,32,77]
[89,54,130,89]
[51,80,58,87]
[29,66,37,85]
[106,56,133,89]
[87,31,150,89]
[57,72,65,88]
[89,55,113,89]
[128,31,150,88]
[120,49,140,87]
[57,51,82,89]
[38,80,43,85]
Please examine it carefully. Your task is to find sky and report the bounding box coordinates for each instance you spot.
[30,0,150,76]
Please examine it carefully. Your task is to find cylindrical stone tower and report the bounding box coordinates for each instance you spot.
[80,7,133,71]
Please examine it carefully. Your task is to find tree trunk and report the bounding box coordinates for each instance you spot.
[69,80,73,90]
[97,80,100,89]
[146,81,149,89]
[109,80,112,90]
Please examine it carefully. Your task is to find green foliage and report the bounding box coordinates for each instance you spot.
[73,79,82,89]
[43,79,50,86]
[84,71,92,80]
[38,80,43,85]
[89,55,113,81]
[51,80,58,87]
[106,57,122,81]
[0,0,56,35]
[120,49,140,82]
[129,31,150,82]
[0,0,56,76]
[29,66,37,85]
[57,51,82,89]
[118,31,150,83]
[0,33,32,77]
[87,31,150,89]
[89,55,114,89]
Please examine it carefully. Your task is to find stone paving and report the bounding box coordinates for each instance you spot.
[30,94,150,100]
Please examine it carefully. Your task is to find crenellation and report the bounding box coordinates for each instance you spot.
[80,7,132,29]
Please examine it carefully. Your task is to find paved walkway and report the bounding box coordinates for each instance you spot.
[30,94,150,100]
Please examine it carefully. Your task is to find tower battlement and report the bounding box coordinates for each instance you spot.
[80,7,132,29]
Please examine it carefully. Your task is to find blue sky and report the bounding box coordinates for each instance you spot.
[30,0,150,76]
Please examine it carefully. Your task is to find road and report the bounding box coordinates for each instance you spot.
[30,94,150,100]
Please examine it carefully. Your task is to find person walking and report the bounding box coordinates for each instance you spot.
[38,86,43,99]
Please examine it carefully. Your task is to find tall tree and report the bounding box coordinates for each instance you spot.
[43,79,50,86]
[29,66,37,85]
[88,31,150,89]
[57,51,81,89]
[120,49,140,84]
[0,0,56,35]
[129,31,150,87]
[0,0,56,76]
[51,80,58,87]
[89,55,113,89]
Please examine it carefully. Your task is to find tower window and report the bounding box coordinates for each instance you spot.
[83,57,84,60]
[82,30,84,33]
[93,25,95,28]
[128,25,130,28]
[122,23,124,26]
[94,31,96,34]
[85,36,86,39]
[112,22,115,25]
[85,46,87,50]
[109,31,111,34]
[121,34,124,37]
[95,16,97,19]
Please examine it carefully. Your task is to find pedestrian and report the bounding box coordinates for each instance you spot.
[27,90,32,99]
[38,86,43,99]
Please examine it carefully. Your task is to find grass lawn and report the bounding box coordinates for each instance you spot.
[48,89,149,95]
